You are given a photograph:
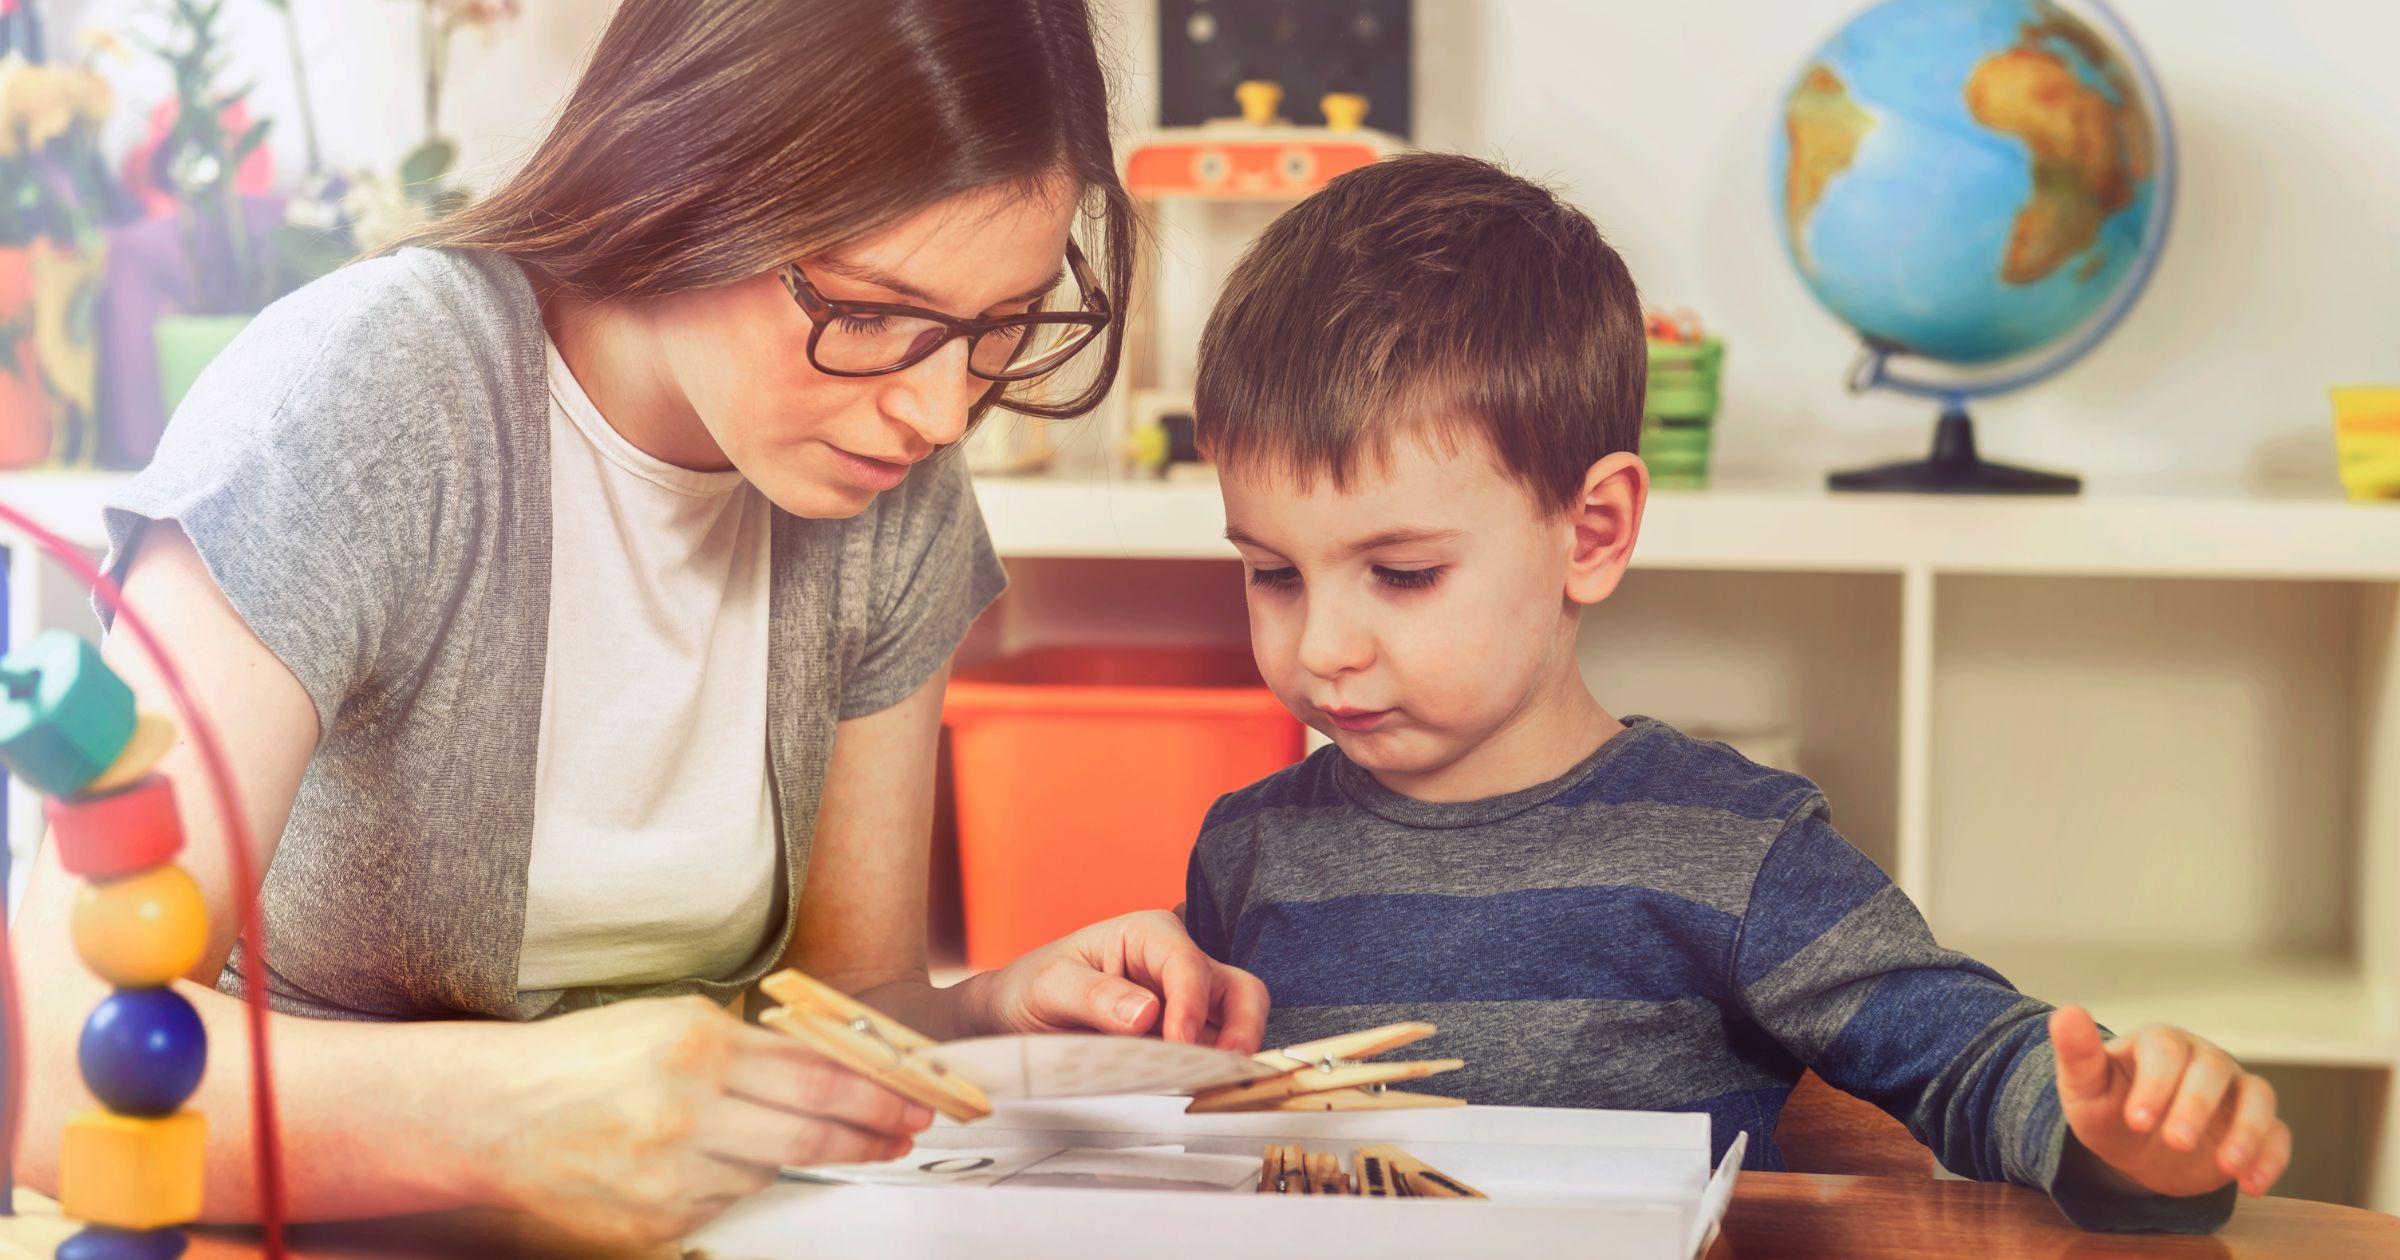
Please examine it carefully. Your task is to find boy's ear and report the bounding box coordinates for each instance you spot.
[1564,452,1648,607]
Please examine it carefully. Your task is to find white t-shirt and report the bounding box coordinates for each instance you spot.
[514,339,781,992]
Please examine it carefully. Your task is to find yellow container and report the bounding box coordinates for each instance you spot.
[2330,386,2400,502]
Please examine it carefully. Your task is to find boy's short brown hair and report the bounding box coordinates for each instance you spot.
[1195,153,1644,513]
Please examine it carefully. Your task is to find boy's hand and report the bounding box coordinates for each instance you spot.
[971,910,1271,1052]
[2051,1006,2289,1199]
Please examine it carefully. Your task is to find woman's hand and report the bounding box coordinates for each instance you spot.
[966,910,1271,1051]
[469,995,934,1247]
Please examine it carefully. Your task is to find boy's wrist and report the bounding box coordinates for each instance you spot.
[943,968,1002,1037]
[2057,1129,2152,1198]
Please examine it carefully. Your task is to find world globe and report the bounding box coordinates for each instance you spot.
[1769,0,2176,493]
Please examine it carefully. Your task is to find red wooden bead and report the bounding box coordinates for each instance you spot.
[45,775,183,879]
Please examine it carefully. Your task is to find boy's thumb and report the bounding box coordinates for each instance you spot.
[1033,965,1161,1036]
[2049,1006,2114,1103]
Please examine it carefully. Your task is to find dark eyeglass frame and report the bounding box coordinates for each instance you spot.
[780,239,1112,382]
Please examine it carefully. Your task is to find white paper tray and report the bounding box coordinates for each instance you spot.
[685,1096,1746,1260]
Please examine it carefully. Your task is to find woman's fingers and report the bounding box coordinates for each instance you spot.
[698,1092,913,1170]
[724,1029,935,1138]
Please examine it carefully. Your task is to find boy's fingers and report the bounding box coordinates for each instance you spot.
[1035,962,1159,1036]
[2242,1120,2292,1197]
[2048,1007,2115,1104]
[1155,945,1216,1044]
[2214,1073,2279,1177]
[1209,964,1271,1054]
[2120,1028,2192,1134]
[2159,1046,2236,1152]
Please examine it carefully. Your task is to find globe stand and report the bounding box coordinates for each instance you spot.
[1828,406,2081,495]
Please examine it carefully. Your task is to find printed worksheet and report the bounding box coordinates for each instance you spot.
[786,1144,1261,1193]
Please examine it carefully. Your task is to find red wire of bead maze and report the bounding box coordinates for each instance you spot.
[0,502,288,1258]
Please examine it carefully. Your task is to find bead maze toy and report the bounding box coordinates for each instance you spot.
[0,503,289,1260]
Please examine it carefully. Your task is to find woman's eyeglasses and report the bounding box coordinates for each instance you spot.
[780,240,1110,382]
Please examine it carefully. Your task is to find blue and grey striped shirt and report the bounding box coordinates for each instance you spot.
[1184,716,2231,1231]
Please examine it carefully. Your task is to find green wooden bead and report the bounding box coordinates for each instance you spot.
[0,630,136,797]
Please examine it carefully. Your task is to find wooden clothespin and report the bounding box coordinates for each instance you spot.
[757,969,993,1123]
[1186,1022,1465,1113]
[1359,1144,1488,1200]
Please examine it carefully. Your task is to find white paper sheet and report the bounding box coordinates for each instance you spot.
[787,1144,1260,1193]
[922,1034,1263,1099]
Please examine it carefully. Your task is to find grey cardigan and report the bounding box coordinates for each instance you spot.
[101,249,1006,1021]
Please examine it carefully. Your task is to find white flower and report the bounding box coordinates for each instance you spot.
[339,169,433,254]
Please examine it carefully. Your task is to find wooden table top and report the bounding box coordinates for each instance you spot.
[6,1173,2393,1259]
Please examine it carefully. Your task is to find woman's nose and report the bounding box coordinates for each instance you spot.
[876,338,981,450]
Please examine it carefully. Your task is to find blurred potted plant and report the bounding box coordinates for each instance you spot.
[138,0,281,416]
[0,22,134,467]
[262,0,361,290]
[340,0,518,251]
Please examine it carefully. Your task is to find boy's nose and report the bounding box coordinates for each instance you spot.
[1296,603,1374,679]
[875,338,980,450]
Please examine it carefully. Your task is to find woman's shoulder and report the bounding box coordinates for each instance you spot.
[113,247,553,648]
[198,247,545,436]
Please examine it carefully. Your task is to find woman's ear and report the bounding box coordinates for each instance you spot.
[1564,452,1648,607]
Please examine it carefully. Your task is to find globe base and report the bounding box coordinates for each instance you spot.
[1829,409,2080,495]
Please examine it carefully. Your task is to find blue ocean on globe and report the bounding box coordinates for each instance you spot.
[1771,0,2164,366]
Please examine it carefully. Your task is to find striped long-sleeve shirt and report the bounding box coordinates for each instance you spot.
[1183,716,2233,1232]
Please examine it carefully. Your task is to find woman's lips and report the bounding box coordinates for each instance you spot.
[827,444,914,492]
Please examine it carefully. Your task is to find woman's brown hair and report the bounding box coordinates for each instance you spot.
[399,0,1132,421]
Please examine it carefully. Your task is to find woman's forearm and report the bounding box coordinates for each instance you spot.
[18,906,520,1222]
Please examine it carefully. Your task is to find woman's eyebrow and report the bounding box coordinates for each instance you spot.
[812,259,1065,311]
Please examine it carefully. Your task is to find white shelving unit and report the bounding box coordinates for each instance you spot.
[972,472,2400,1211]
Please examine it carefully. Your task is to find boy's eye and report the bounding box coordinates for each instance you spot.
[1374,565,1444,591]
[1248,566,1300,590]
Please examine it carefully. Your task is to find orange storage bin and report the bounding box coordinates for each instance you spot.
[942,645,1305,969]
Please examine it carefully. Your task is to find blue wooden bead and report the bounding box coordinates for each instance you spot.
[0,630,135,797]
[57,1226,188,1260]
[78,989,206,1118]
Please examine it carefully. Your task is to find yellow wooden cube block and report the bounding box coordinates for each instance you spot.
[59,1109,205,1230]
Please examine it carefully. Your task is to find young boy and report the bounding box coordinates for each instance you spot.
[1178,154,2287,1232]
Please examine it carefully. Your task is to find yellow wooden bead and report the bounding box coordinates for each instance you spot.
[71,865,207,987]
[59,1109,205,1230]
[81,712,178,795]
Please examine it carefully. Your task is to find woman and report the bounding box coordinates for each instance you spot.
[18,0,1265,1245]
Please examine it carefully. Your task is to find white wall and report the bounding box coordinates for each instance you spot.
[49,0,2400,492]
[1115,0,2400,493]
